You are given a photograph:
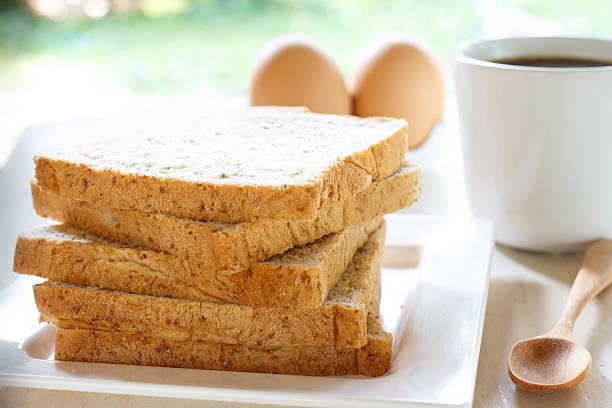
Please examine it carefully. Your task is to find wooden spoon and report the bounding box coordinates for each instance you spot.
[508,240,612,392]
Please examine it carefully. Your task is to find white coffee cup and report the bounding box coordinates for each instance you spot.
[454,36,612,251]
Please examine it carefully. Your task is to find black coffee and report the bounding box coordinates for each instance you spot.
[492,56,612,68]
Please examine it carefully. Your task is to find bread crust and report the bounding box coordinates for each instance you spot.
[31,166,420,275]
[34,225,385,348]
[15,218,383,307]
[34,110,409,223]
[54,313,392,377]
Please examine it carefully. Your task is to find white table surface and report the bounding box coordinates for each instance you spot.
[0,101,610,408]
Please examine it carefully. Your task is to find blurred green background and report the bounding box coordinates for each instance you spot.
[1,0,611,95]
[0,0,610,167]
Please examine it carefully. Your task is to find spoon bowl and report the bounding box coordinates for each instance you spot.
[508,337,592,392]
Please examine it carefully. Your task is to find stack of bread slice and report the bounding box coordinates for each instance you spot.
[13,107,421,377]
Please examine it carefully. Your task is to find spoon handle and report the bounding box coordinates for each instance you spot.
[552,240,612,338]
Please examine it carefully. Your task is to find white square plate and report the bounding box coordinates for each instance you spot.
[0,214,492,408]
[0,124,493,407]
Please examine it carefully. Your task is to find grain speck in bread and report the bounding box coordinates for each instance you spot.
[34,107,409,222]
[54,313,392,377]
[34,224,385,348]
[15,218,382,307]
[31,166,420,275]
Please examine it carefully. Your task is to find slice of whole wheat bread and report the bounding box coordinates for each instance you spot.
[16,218,383,307]
[54,313,391,377]
[35,107,409,223]
[34,224,385,348]
[31,166,419,275]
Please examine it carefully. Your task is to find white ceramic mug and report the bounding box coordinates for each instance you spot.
[454,36,612,251]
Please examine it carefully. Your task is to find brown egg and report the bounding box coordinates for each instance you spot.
[352,37,445,148]
[250,35,351,115]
